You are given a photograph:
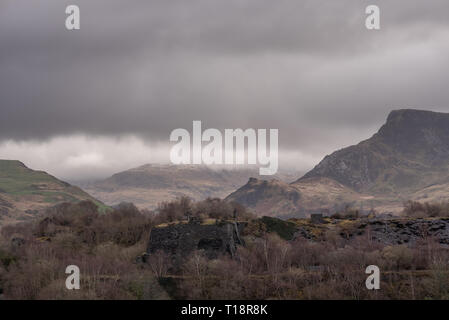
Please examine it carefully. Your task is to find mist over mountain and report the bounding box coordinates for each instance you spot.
[79,164,299,209]
[4,109,449,220]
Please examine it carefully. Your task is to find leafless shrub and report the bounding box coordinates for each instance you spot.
[403,201,449,218]
[147,250,171,279]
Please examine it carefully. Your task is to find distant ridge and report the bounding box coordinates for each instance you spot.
[79,164,299,210]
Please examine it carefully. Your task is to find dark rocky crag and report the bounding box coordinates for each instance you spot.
[145,216,449,267]
[300,109,449,194]
[293,217,449,246]
[147,219,245,263]
[354,218,449,246]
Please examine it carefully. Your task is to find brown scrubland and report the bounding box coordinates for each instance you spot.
[0,198,448,300]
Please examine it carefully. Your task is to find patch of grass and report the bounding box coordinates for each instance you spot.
[0,160,110,211]
[0,160,60,194]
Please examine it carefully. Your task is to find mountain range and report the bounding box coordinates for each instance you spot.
[78,164,299,210]
[2,109,449,222]
[227,109,449,217]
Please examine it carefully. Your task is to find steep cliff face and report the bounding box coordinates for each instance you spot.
[300,109,449,194]
[147,220,245,262]
[358,218,449,245]
[378,109,449,160]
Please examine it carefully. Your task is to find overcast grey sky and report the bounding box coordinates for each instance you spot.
[1,0,449,180]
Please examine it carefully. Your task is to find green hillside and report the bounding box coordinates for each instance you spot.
[0,160,108,225]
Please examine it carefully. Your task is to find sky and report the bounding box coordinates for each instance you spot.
[1,0,449,181]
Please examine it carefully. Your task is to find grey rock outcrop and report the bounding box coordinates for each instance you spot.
[299,109,449,193]
[341,218,449,245]
[147,220,245,263]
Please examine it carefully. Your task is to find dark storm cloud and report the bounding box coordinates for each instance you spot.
[1,0,449,156]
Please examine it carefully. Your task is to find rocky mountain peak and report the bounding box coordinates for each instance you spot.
[299,109,449,193]
[376,109,449,156]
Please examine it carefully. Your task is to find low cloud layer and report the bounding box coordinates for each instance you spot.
[1,0,449,179]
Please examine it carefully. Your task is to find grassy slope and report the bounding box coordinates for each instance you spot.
[0,160,108,224]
